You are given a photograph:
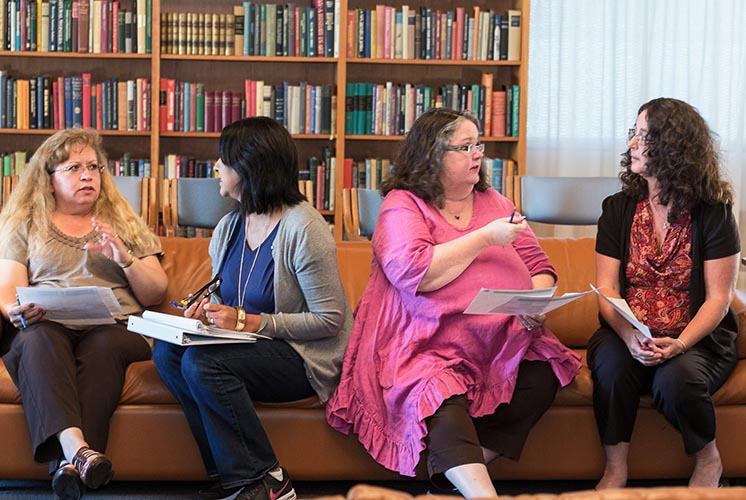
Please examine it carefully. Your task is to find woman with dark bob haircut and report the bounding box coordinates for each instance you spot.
[588,97,741,490]
[326,108,581,498]
[154,117,353,500]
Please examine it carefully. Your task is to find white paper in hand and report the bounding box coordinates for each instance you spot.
[591,284,652,338]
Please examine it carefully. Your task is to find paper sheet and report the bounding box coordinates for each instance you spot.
[464,287,591,315]
[591,284,652,338]
[16,286,123,326]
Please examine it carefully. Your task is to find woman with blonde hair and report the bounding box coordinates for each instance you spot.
[0,128,167,500]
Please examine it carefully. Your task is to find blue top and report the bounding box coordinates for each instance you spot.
[218,218,278,314]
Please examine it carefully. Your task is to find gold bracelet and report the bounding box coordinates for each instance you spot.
[235,307,246,332]
[674,337,688,353]
[119,249,135,269]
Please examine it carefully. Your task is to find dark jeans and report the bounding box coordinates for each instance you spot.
[425,360,558,487]
[152,339,314,489]
[2,321,151,463]
[587,326,737,454]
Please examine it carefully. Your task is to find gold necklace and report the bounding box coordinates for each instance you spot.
[237,232,261,309]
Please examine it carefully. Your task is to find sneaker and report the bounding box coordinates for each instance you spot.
[198,482,244,500]
[236,467,296,500]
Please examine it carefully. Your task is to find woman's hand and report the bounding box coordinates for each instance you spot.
[648,336,686,361]
[480,216,528,246]
[6,301,45,329]
[82,217,132,267]
[622,330,663,366]
[518,313,545,331]
[184,296,210,322]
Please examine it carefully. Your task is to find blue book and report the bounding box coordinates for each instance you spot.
[243,2,251,56]
[71,76,82,127]
[307,7,316,57]
[63,76,73,128]
[363,10,371,58]
[183,82,191,132]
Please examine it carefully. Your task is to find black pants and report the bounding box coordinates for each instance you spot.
[424,360,558,487]
[2,321,152,463]
[587,326,737,455]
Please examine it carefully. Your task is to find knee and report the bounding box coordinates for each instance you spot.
[180,348,219,385]
[652,370,707,409]
[152,341,180,377]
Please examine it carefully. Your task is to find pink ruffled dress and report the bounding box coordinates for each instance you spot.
[325,189,581,476]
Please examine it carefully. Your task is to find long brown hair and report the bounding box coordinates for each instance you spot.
[620,97,734,222]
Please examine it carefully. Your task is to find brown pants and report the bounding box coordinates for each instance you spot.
[2,321,151,463]
[425,360,558,487]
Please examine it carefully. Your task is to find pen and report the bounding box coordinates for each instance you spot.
[509,209,516,223]
[16,294,27,329]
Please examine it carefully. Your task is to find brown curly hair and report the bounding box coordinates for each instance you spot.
[620,97,734,222]
[381,108,489,208]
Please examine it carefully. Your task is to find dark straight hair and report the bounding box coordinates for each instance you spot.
[218,117,305,215]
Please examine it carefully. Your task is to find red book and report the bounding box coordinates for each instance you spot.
[294,7,300,57]
[71,0,79,52]
[491,90,506,137]
[166,78,175,132]
[78,0,90,52]
[231,92,241,124]
[343,157,353,188]
[112,2,119,53]
[346,10,355,58]
[95,83,103,130]
[52,80,61,129]
[316,163,325,210]
[82,73,92,128]
[159,78,168,131]
[204,91,214,132]
[101,0,109,53]
[454,7,464,61]
[221,90,231,130]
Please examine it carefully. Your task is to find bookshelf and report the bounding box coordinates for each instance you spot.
[0,0,530,240]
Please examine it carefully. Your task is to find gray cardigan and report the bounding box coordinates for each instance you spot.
[209,202,353,403]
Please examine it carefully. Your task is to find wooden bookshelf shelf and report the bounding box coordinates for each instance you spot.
[1,0,530,240]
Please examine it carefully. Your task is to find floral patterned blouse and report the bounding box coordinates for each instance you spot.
[625,200,692,337]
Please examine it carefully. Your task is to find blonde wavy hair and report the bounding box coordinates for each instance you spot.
[0,128,159,256]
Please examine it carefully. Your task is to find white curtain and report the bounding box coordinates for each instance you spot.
[526,0,746,284]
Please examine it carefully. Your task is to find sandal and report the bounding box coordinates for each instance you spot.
[71,446,114,489]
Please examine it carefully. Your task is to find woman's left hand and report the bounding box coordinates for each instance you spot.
[202,303,237,329]
[83,217,132,266]
[518,313,546,331]
[648,336,686,362]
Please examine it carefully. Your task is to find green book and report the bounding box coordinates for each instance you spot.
[195,83,205,132]
[511,84,520,137]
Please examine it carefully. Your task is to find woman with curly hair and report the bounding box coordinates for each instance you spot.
[326,108,581,498]
[588,98,741,489]
[0,128,167,500]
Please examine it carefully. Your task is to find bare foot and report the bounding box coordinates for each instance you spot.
[595,468,627,490]
[689,446,722,488]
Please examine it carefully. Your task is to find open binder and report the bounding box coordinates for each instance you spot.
[128,310,270,345]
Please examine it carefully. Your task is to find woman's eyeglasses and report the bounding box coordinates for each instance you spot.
[54,163,106,175]
[627,129,652,146]
[446,142,485,154]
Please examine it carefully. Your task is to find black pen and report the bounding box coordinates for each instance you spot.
[509,209,516,223]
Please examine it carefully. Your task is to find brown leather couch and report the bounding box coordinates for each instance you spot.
[1,237,744,482]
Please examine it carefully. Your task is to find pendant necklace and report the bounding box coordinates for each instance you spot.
[237,224,261,308]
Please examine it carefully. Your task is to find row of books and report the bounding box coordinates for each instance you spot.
[1,0,152,53]
[159,79,334,136]
[342,156,393,190]
[161,0,337,58]
[299,145,334,211]
[109,152,150,176]
[1,71,151,130]
[345,79,519,137]
[347,6,520,61]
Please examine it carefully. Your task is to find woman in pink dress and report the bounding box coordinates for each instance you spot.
[326,108,581,498]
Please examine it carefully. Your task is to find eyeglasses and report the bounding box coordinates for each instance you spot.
[627,128,653,146]
[170,274,223,310]
[446,142,485,154]
[53,163,106,175]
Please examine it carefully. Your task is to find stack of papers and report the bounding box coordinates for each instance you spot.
[590,285,652,338]
[128,310,271,345]
[16,286,123,326]
[464,287,591,315]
